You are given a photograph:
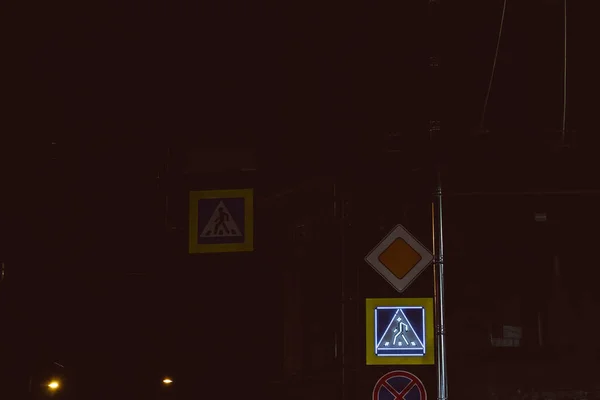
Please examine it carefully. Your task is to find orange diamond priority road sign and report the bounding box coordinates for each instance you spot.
[365,224,434,293]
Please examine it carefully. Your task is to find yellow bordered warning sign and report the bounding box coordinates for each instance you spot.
[366,298,434,365]
[189,189,254,254]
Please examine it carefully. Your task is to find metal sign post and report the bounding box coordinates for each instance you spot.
[432,174,447,400]
[427,0,448,396]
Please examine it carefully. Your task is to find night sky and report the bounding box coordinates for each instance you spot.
[2,1,598,398]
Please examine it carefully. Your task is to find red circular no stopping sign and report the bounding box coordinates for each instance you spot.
[372,370,427,400]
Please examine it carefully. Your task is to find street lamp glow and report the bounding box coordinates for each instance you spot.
[48,380,60,390]
[162,377,173,385]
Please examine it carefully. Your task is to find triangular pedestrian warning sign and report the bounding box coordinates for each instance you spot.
[376,309,424,351]
[200,201,242,238]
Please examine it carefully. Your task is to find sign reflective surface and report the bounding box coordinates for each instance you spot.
[366,298,434,365]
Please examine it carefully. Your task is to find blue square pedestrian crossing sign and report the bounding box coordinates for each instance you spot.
[366,298,434,365]
[189,189,254,254]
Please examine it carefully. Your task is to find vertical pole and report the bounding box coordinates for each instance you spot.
[164,147,171,232]
[561,0,568,142]
[427,0,446,395]
[537,312,544,347]
[433,172,448,400]
[336,183,347,400]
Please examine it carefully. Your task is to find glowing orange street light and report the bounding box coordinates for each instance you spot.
[162,377,173,385]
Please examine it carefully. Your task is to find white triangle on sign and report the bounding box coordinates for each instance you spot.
[376,308,425,351]
[200,201,242,238]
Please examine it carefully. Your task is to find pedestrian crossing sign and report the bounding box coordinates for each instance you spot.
[189,189,254,254]
[365,298,434,365]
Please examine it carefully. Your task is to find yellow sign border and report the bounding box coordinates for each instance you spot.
[365,297,434,365]
[188,189,254,254]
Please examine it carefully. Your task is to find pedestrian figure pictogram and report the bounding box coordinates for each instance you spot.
[200,201,241,237]
[189,189,254,254]
[366,298,434,365]
[376,307,425,355]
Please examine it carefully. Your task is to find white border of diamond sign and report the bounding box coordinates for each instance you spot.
[365,224,434,293]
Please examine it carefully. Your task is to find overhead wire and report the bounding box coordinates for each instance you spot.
[480,0,508,129]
